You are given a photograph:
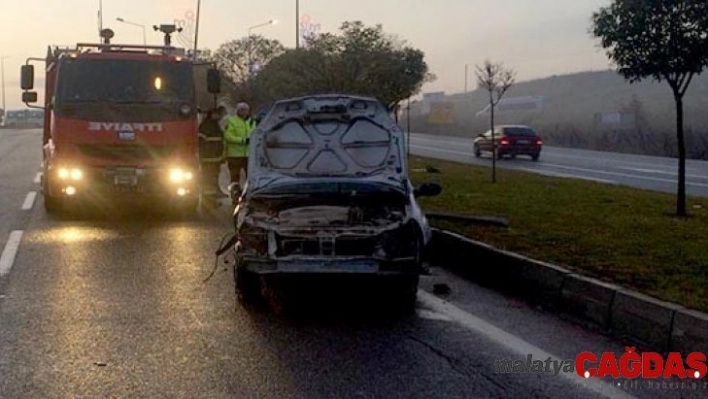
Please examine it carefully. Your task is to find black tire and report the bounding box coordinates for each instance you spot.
[42,174,63,213]
[43,193,63,213]
[532,153,540,161]
[497,151,504,159]
[474,144,481,158]
[390,275,420,313]
[235,267,262,303]
[172,197,199,215]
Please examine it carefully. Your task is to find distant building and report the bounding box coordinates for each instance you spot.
[3,109,44,127]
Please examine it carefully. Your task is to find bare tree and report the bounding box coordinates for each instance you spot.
[476,60,515,183]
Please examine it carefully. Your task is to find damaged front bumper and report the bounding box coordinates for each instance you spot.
[236,254,426,276]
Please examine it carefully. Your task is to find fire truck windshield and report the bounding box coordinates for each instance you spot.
[56,58,193,105]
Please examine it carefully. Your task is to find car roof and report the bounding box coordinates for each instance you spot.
[271,93,382,105]
[497,125,533,129]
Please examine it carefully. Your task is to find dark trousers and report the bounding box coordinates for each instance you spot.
[200,162,221,194]
[227,157,248,184]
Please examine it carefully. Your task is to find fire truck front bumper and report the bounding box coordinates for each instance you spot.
[45,165,199,201]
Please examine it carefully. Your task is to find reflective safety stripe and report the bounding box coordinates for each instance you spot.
[199,134,223,141]
[200,157,224,163]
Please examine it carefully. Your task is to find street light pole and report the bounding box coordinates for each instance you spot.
[247,19,277,76]
[465,64,469,93]
[193,0,201,57]
[295,0,299,49]
[116,17,147,45]
[1,56,7,122]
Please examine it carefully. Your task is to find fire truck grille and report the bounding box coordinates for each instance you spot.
[77,145,178,162]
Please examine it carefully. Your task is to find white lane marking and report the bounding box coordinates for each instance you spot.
[517,168,617,185]
[417,291,635,399]
[417,309,454,321]
[619,167,708,180]
[33,172,42,184]
[21,192,37,210]
[0,231,24,277]
[410,145,708,188]
[410,145,469,157]
[542,163,708,187]
[410,135,708,172]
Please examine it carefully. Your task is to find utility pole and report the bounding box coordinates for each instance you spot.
[193,0,201,57]
[295,0,300,49]
[98,0,103,41]
[406,97,411,159]
[1,57,6,123]
[464,64,468,93]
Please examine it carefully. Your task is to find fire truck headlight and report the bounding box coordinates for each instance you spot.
[70,169,83,180]
[58,168,82,180]
[179,104,191,115]
[169,168,193,183]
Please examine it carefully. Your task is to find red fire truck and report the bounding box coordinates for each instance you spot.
[20,27,221,213]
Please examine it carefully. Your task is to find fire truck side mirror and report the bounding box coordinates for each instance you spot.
[22,92,38,104]
[207,68,221,94]
[21,65,35,90]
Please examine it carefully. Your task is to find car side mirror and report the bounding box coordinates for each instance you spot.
[414,182,442,198]
[207,68,221,94]
[21,65,34,90]
[22,91,38,104]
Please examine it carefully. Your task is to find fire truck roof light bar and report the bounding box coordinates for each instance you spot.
[75,43,181,51]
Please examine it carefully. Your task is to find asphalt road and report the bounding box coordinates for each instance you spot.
[409,133,708,198]
[0,129,705,398]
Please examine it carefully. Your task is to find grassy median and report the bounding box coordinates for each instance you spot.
[409,156,708,313]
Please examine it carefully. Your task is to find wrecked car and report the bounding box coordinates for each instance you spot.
[231,94,442,308]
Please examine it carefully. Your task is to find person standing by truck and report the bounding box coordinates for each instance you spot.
[198,106,227,199]
[223,102,256,187]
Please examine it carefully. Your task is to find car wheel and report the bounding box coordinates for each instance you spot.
[474,144,481,158]
[532,153,540,161]
[390,274,420,313]
[235,267,262,304]
[497,151,504,159]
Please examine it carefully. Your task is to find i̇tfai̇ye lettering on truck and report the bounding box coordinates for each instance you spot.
[20,27,222,213]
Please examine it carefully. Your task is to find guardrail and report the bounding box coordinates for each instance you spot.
[427,228,707,354]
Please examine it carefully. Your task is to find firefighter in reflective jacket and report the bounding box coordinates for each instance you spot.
[198,106,227,198]
[223,102,256,186]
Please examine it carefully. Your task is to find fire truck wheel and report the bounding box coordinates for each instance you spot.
[43,194,63,213]
[174,197,199,214]
[42,177,63,213]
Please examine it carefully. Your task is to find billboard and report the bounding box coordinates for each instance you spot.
[421,92,446,114]
[427,102,455,124]
[476,96,545,117]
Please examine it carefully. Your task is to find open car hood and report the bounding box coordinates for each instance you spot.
[247,95,408,192]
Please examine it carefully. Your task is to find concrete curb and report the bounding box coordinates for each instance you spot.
[425,212,509,227]
[428,228,708,353]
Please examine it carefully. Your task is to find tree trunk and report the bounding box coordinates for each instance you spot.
[675,95,687,217]
[491,98,496,183]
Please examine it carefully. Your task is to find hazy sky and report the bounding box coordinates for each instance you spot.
[0,0,613,109]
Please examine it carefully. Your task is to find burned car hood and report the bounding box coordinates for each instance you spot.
[247,95,408,192]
